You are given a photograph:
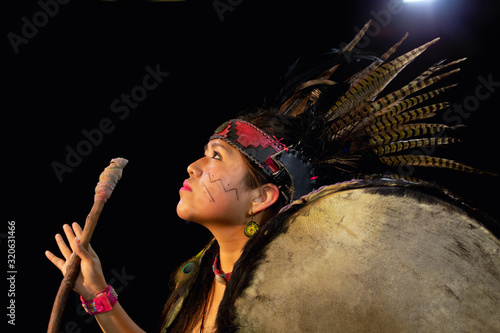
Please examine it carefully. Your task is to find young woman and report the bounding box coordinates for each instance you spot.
[46,23,500,332]
[46,112,300,332]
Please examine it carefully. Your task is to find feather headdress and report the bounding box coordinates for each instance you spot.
[211,20,496,203]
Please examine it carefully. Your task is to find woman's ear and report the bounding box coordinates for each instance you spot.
[251,183,280,215]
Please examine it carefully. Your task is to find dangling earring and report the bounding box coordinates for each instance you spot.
[244,212,259,238]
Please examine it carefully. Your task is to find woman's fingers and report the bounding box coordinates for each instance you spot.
[72,222,83,238]
[50,223,94,266]
[63,224,76,249]
[63,223,89,258]
[55,233,72,260]
[45,250,66,273]
[46,223,107,299]
[73,236,95,262]
[67,223,99,263]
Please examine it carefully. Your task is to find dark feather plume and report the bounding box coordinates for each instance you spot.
[262,21,497,184]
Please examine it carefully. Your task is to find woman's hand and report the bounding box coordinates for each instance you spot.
[45,222,108,300]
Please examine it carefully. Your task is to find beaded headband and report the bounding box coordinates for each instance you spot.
[210,119,315,204]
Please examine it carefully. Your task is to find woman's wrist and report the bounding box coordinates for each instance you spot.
[81,282,109,300]
[80,284,118,315]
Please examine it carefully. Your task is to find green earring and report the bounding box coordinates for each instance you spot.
[244,217,259,238]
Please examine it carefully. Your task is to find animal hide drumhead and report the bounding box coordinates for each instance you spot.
[231,185,500,332]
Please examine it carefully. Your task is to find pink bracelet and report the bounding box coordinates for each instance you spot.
[80,285,118,315]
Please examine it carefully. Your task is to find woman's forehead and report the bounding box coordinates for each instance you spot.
[205,139,235,154]
[206,139,249,170]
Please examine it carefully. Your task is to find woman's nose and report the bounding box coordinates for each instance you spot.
[187,157,204,177]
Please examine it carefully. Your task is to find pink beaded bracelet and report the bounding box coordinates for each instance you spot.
[80,285,118,315]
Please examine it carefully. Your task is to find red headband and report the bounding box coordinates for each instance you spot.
[211,120,287,176]
[210,119,315,204]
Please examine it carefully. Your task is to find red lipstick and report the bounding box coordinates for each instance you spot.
[180,180,193,192]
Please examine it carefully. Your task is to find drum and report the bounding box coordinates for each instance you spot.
[220,180,500,332]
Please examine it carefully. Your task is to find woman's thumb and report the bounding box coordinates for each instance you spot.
[73,237,92,261]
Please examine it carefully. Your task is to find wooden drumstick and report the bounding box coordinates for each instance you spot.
[47,158,129,333]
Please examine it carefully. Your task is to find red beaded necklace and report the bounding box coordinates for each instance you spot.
[212,252,231,285]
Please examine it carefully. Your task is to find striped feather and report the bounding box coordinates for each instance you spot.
[325,37,440,125]
[358,85,455,135]
[317,64,340,80]
[348,33,409,87]
[369,123,451,145]
[335,68,459,138]
[264,23,495,188]
[379,155,497,175]
[341,20,372,53]
[373,137,457,156]
[278,87,324,117]
[408,57,466,86]
[372,84,455,120]
[367,102,449,134]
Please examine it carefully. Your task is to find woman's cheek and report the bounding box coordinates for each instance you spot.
[176,169,245,222]
[200,172,241,204]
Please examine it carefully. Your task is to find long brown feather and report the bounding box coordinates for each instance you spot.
[369,123,452,145]
[341,20,372,53]
[355,85,456,136]
[348,33,409,87]
[372,137,457,156]
[367,102,449,134]
[325,38,440,135]
[379,155,497,175]
[334,68,459,140]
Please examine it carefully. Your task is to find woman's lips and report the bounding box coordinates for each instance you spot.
[180,180,193,192]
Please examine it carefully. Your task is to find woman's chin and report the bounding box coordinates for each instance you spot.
[176,201,188,220]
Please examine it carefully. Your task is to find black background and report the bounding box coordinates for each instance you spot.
[4,0,500,331]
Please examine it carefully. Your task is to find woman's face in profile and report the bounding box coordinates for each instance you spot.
[177,139,256,227]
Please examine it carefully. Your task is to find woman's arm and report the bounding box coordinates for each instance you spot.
[46,222,145,333]
[94,302,145,333]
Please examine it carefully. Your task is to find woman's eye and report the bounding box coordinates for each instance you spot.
[211,151,222,160]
